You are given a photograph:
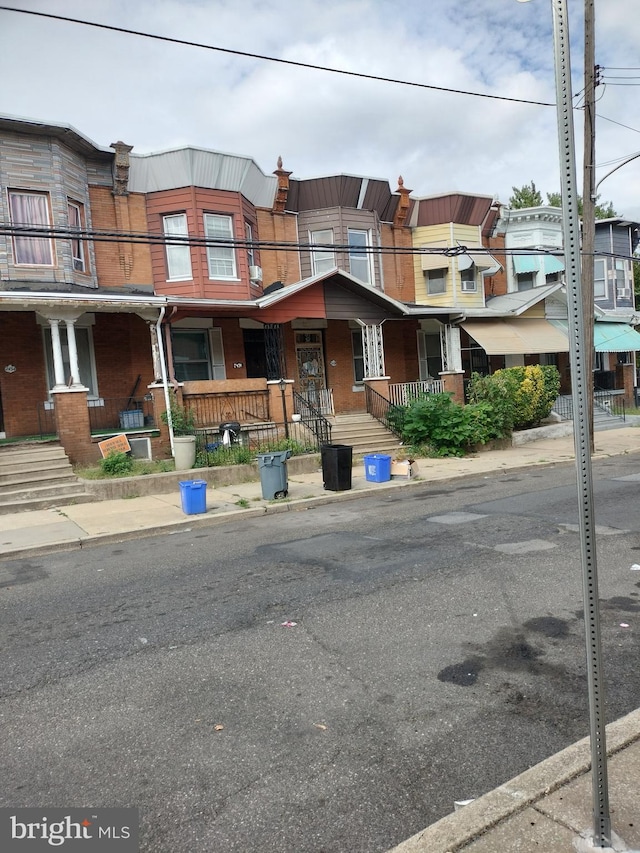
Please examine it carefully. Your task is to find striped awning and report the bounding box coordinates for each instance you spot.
[460,319,570,355]
[513,255,539,274]
[550,321,640,352]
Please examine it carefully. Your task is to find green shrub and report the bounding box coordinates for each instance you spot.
[399,393,498,457]
[468,364,561,430]
[100,451,134,476]
[161,395,196,435]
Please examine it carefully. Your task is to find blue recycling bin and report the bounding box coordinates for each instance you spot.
[256,449,291,499]
[179,479,207,515]
[363,454,392,483]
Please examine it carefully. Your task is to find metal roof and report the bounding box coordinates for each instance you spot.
[0,113,113,160]
[128,148,277,207]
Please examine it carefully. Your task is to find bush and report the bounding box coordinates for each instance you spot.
[161,395,196,435]
[100,451,134,476]
[468,365,561,430]
[399,393,500,457]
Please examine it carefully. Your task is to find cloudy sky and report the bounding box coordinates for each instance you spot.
[2,0,639,218]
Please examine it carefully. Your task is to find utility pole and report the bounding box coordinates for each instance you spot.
[582,0,596,452]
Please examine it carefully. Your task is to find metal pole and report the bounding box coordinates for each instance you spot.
[551,0,610,845]
[582,0,596,453]
[280,382,289,439]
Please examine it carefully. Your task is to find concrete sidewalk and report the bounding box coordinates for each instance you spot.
[2,426,637,560]
[2,426,640,852]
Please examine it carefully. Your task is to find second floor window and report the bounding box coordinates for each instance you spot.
[163,214,192,280]
[68,200,86,272]
[594,258,606,298]
[348,228,372,284]
[9,190,53,265]
[310,229,335,275]
[204,213,236,279]
[246,222,255,269]
[427,269,447,295]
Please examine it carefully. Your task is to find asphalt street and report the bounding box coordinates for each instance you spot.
[1,455,639,852]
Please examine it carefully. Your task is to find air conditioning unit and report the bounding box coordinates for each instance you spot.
[128,437,152,460]
[461,280,477,292]
[249,265,263,283]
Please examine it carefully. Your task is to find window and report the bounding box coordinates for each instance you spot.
[245,222,255,269]
[67,200,86,272]
[594,258,606,298]
[43,325,98,396]
[351,330,364,383]
[517,273,534,292]
[427,269,447,295]
[163,214,192,280]
[417,331,442,379]
[460,268,476,292]
[615,259,629,297]
[348,228,372,284]
[310,229,335,275]
[172,328,225,382]
[9,190,53,265]
[204,214,236,279]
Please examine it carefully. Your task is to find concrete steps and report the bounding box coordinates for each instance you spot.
[330,412,403,456]
[553,395,628,431]
[0,442,96,513]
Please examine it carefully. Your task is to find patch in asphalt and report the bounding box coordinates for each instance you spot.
[437,658,483,686]
[427,511,488,525]
[494,539,557,554]
[0,560,48,588]
[558,523,628,536]
[523,616,570,638]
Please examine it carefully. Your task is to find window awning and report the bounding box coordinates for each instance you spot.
[543,255,564,274]
[513,256,539,274]
[457,245,501,274]
[460,319,570,355]
[551,321,640,353]
[420,242,450,271]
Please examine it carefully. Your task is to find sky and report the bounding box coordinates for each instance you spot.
[2,0,640,220]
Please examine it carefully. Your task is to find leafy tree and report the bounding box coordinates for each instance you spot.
[546,191,617,220]
[634,261,640,310]
[508,181,543,209]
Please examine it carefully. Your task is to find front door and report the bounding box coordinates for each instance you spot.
[295,332,327,409]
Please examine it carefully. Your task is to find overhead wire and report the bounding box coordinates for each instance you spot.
[0,5,555,108]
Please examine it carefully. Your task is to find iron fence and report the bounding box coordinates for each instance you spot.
[183,390,270,429]
[194,419,327,466]
[88,396,155,435]
[36,403,57,438]
[292,391,332,446]
[365,384,403,437]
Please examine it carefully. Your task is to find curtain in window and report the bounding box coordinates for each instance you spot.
[9,192,53,265]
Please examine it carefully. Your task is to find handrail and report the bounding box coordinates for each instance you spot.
[364,384,403,437]
[292,390,332,446]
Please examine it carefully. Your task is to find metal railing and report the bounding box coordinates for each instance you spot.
[195,418,327,465]
[388,380,443,406]
[88,396,155,434]
[365,384,403,437]
[594,387,626,421]
[293,390,332,446]
[297,388,335,416]
[36,403,57,438]
[183,389,270,428]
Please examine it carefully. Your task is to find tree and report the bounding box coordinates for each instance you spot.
[634,260,640,311]
[508,181,543,208]
[546,191,617,220]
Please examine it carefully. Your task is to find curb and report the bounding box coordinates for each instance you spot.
[388,708,640,853]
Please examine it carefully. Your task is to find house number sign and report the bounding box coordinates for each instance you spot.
[4,364,16,373]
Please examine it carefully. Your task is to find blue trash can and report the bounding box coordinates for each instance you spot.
[179,479,207,514]
[363,454,392,483]
[256,450,291,499]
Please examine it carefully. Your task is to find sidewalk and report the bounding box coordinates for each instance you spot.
[2,427,640,852]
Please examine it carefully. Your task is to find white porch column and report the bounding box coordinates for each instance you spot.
[64,318,82,387]
[137,309,165,384]
[359,321,386,378]
[441,324,462,372]
[49,319,66,388]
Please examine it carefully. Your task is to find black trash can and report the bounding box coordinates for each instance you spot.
[321,444,353,491]
[219,421,241,445]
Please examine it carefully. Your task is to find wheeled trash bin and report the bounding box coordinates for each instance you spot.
[321,444,353,491]
[256,449,292,499]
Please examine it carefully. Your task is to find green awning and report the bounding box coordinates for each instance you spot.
[513,256,539,274]
[594,322,640,352]
[543,255,564,274]
[551,320,640,352]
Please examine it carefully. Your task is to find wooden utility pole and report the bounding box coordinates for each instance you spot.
[582,0,596,451]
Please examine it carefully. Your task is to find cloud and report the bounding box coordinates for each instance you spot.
[1,0,639,218]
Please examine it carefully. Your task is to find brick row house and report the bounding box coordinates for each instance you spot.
[2,114,638,466]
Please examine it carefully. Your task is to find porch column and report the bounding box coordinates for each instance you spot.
[51,387,96,466]
[441,324,462,372]
[64,318,83,387]
[359,321,386,378]
[49,319,66,388]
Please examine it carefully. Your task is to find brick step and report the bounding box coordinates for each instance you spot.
[0,459,74,478]
[0,492,96,515]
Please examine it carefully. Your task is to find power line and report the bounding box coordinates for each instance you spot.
[596,113,640,134]
[0,5,555,108]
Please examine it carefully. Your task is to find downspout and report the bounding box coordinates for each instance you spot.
[155,306,174,456]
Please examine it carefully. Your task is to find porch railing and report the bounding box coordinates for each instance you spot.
[297,388,335,416]
[36,403,57,438]
[293,390,332,447]
[388,380,443,406]
[88,396,156,435]
[365,384,403,437]
[183,389,270,428]
[594,387,626,421]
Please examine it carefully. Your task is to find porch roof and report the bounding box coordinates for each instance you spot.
[551,320,640,353]
[461,282,564,318]
[0,290,166,314]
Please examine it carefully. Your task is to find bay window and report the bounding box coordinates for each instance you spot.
[204,214,236,279]
[9,190,53,265]
[163,213,192,280]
